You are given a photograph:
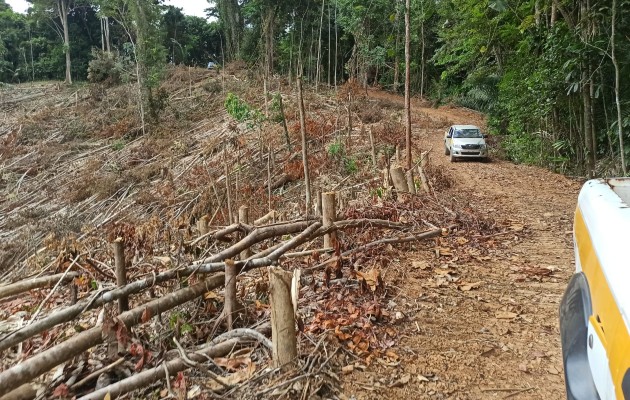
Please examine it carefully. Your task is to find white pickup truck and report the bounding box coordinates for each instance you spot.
[444,124,489,162]
[560,178,630,399]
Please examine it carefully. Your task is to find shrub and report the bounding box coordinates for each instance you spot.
[87,50,122,85]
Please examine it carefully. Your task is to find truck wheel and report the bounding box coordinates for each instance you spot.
[445,147,450,156]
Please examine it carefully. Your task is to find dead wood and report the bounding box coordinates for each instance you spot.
[306,227,445,273]
[238,206,251,259]
[266,172,293,190]
[0,272,80,301]
[269,266,297,368]
[322,192,337,249]
[112,240,128,313]
[0,218,407,352]
[406,169,417,194]
[0,274,225,397]
[390,165,409,193]
[0,383,43,400]
[79,324,271,400]
[254,210,278,226]
[224,260,239,330]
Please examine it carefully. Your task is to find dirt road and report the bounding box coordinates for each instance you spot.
[344,91,582,399]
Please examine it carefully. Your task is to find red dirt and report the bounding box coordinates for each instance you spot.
[341,89,582,399]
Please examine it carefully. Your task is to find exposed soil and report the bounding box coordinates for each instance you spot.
[342,90,583,399]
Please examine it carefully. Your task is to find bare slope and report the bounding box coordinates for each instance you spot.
[1,73,581,399]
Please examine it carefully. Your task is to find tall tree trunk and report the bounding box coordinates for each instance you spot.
[105,17,111,52]
[262,6,276,77]
[218,0,242,60]
[334,1,338,88]
[297,76,311,213]
[419,0,425,98]
[101,17,105,52]
[315,0,325,91]
[328,0,331,86]
[58,0,72,84]
[404,0,412,170]
[393,7,400,92]
[582,69,594,178]
[611,0,627,175]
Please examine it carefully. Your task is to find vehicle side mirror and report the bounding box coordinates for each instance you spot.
[483,134,488,138]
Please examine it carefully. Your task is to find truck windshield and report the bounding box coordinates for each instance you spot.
[453,129,482,138]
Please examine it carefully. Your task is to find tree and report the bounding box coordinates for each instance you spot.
[0,2,28,82]
[126,0,166,129]
[212,0,242,61]
[28,0,78,83]
[404,0,412,170]
[611,0,626,175]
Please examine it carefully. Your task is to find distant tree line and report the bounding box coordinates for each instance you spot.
[1,0,629,176]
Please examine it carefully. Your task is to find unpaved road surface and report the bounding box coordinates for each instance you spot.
[343,91,583,399]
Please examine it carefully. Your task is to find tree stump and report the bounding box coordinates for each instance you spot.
[322,192,337,248]
[390,165,409,193]
[268,266,297,368]
[113,239,128,314]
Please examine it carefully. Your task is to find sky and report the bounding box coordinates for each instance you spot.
[5,0,211,19]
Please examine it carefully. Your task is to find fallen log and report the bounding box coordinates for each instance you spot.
[0,274,225,397]
[79,324,271,400]
[0,218,409,353]
[0,272,80,301]
[305,227,447,273]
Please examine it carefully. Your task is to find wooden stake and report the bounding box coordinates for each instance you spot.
[225,260,239,330]
[268,266,297,368]
[322,192,337,248]
[113,239,128,314]
[406,169,416,194]
[225,163,233,224]
[383,168,392,188]
[316,190,323,216]
[238,206,250,260]
[368,125,377,168]
[197,215,209,236]
[267,147,272,211]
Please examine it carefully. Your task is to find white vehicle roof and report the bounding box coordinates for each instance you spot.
[451,125,480,130]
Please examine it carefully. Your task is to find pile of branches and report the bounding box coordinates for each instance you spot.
[0,208,446,399]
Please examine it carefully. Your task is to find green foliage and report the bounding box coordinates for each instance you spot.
[168,312,193,336]
[327,139,358,175]
[269,93,284,123]
[224,92,263,123]
[344,157,358,174]
[112,140,125,151]
[87,50,121,84]
[327,140,344,158]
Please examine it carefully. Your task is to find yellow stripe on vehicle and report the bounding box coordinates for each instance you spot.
[575,207,630,399]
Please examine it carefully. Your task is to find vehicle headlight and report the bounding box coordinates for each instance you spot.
[453,144,462,149]
[480,144,487,149]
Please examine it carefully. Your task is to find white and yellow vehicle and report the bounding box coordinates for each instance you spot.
[560,178,630,399]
